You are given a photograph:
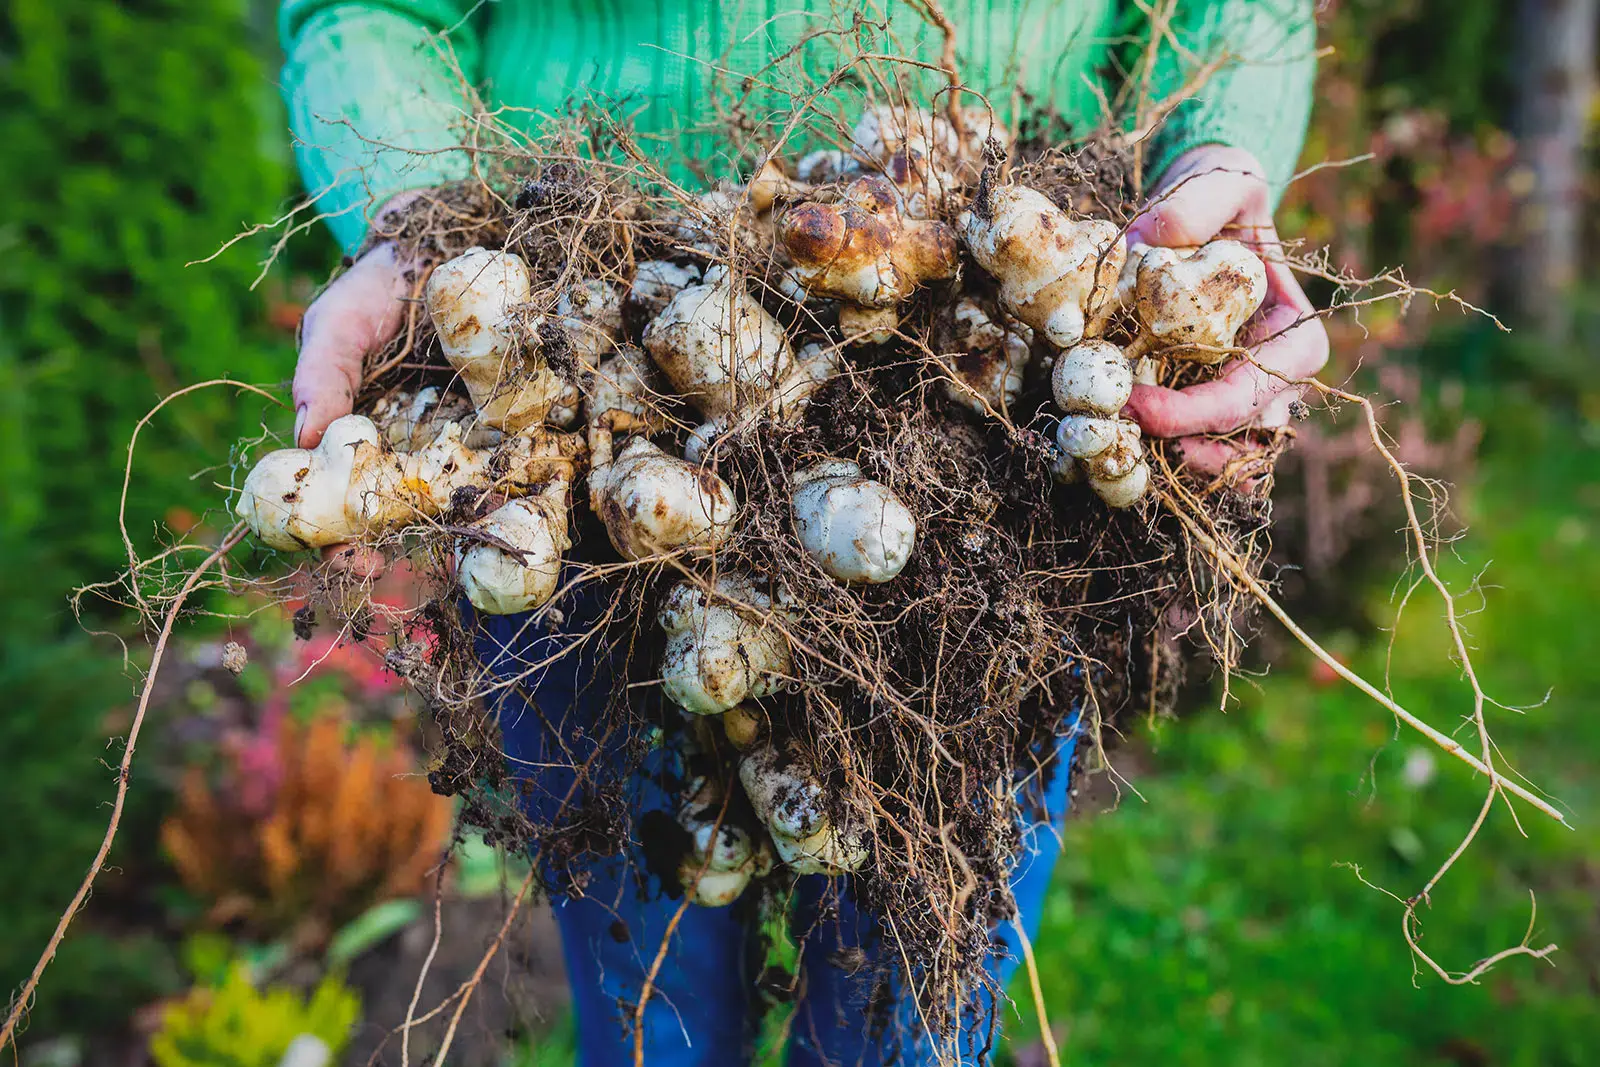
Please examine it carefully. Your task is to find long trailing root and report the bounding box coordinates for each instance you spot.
[1154,361,1568,985]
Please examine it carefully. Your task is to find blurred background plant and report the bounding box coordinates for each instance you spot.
[160,700,453,948]
[0,0,1594,1064]
[149,959,359,1067]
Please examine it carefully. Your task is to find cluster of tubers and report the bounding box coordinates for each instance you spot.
[234,101,1272,900]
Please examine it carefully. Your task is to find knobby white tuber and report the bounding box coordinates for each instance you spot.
[642,266,796,417]
[778,176,959,308]
[1081,419,1142,481]
[1088,458,1150,509]
[790,460,916,583]
[590,437,737,560]
[940,298,1036,416]
[959,183,1125,350]
[628,260,703,322]
[1054,413,1150,508]
[456,481,572,614]
[1125,239,1268,363]
[554,278,624,364]
[658,576,793,716]
[1051,339,1132,416]
[424,248,573,431]
[582,345,736,558]
[675,776,772,907]
[739,743,871,875]
[236,414,584,550]
[236,415,380,550]
[1054,414,1125,461]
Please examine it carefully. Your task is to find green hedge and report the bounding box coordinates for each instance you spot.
[0,0,302,1037]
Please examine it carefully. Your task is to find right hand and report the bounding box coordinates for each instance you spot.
[293,226,418,575]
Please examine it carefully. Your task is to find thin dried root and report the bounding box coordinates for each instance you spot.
[1161,494,1565,826]
[1,524,249,1048]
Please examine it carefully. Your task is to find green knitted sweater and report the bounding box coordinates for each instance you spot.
[279,0,1316,253]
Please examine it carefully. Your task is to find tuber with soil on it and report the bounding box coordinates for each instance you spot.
[789,460,916,584]
[585,346,737,560]
[960,181,1126,349]
[673,775,774,907]
[657,576,793,717]
[424,247,577,431]
[641,266,795,418]
[235,414,583,550]
[1123,239,1268,362]
[739,743,872,876]
[456,482,573,614]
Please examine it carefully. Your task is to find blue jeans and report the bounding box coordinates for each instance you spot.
[476,582,1079,1067]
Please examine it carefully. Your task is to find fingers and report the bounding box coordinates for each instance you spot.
[1126,145,1271,249]
[292,345,363,449]
[1124,299,1328,438]
[1170,436,1249,477]
[292,243,412,448]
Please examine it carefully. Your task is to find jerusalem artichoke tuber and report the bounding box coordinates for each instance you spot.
[778,176,958,308]
[236,414,584,551]
[658,576,793,716]
[1051,340,1133,416]
[739,743,871,875]
[790,460,916,583]
[674,776,772,906]
[959,184,1125,350]
[590,437,737,560]
[642,266,796,418]
[424,248,573,431]
[456,481,572,614]
[1125,240,1268,363]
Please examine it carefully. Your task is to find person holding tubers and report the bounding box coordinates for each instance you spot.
[274,1,1325,1063]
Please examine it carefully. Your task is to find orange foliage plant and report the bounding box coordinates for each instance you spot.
[162,714,453,942]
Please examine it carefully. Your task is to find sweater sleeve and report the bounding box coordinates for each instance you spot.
[279,0,482,254]
[1140,0,1317,207]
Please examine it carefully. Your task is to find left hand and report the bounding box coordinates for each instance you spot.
[1120,145,1328,476]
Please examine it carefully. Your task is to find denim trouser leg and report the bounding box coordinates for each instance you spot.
[478,590,761,1067]
[786,724,1082,1067]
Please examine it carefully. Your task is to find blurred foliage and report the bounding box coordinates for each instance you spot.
[0,0,295,613]
[0,0,303,1037]
[163,714,453,943]
[1280,0,1521,302]
[149,963,359,1067]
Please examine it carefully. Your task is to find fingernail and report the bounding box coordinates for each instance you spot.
[293,405,307,446]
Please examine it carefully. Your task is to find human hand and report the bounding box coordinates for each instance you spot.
[1120,146,1328,477]
[292,195,423,573]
